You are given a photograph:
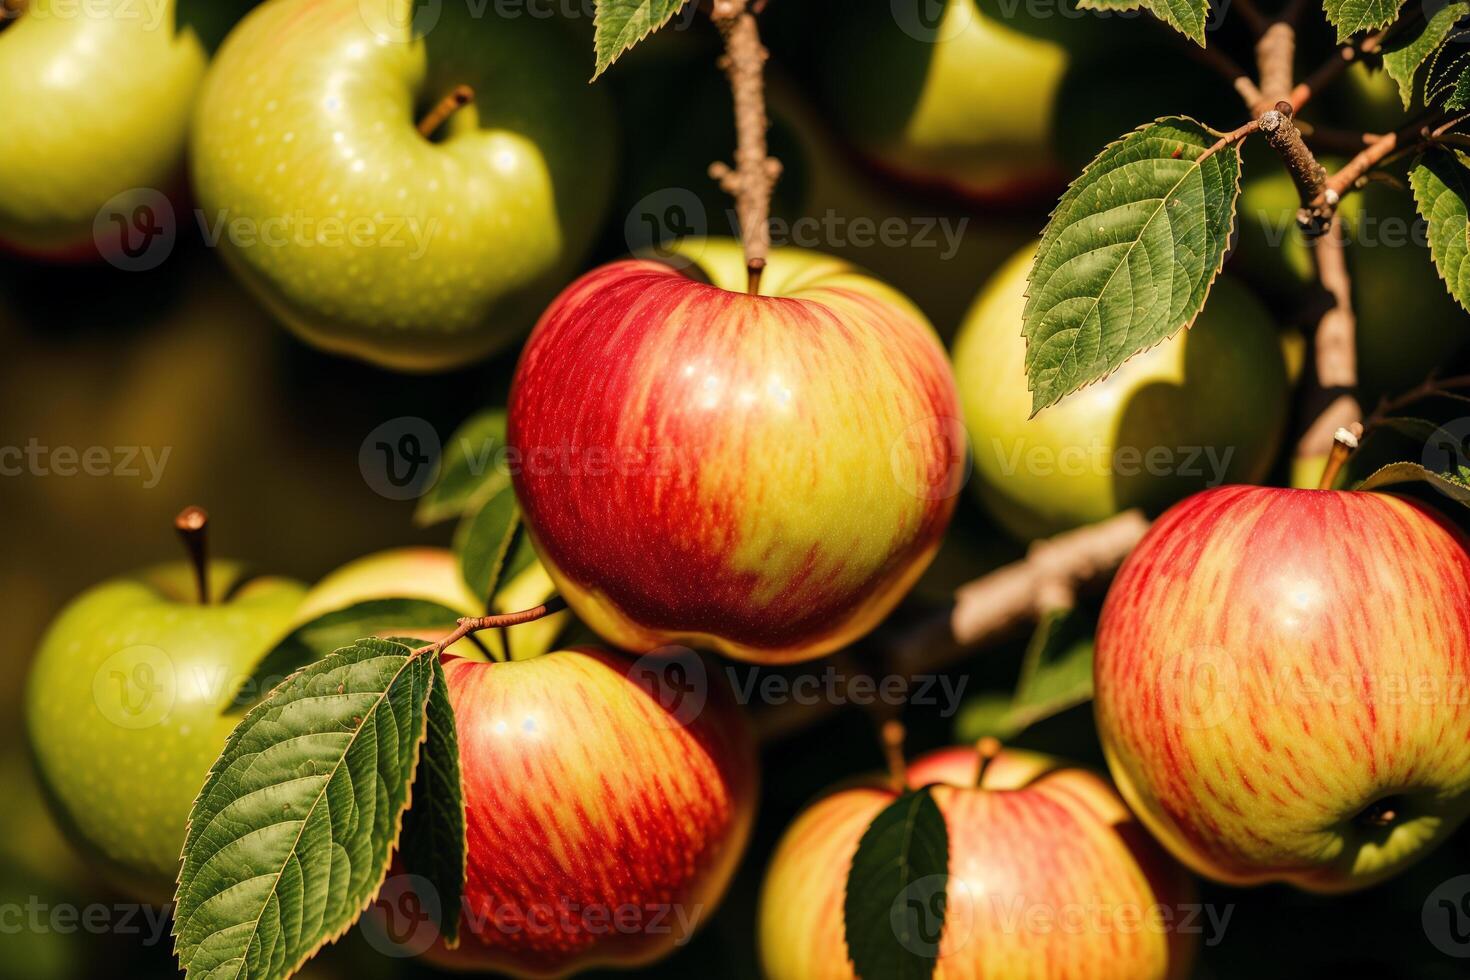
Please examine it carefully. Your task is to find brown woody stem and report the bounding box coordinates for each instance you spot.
[1258,102,1332,234]
[174,506,210,605]
[1317,423,1364,490]
[1297,215,1363,474]
[412,596,568,658]
[708,0,781,295]
[881,720,908,793]
[417,84,474,139]
[974,737,1002,789]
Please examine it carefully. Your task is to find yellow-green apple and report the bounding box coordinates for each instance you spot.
[1095,485,1470,891]
[507,239,964,664]
[419,646,757,975]
[0,0,206,259]
[1235,165,1363,294]
[810,0,1073,203]
[294,546,568,662]
[189,0,615,371]
[25,557,304,899]
[953,244,1289,540]
[758,744,1198,979]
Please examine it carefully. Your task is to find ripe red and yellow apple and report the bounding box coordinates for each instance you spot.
[1095,485,1470,891]
[953,245,1289,540]
[189,0,615,371]
[422,646,757,976]
[508,239,963,664]
[25,561,304,899]
[0,0,206,259]
[758,744,1198,979]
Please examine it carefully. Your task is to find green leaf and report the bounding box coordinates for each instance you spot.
[1426,37,1470,108]
[1323,0,1406,42]
[1411,148,1470,312]
[400,655,465,949]
[844,788,949,980]
[592,0,691,79]
[174,639,435,980]
[1024,117,1241,414]
[455,484,521,606]
[953,608,1096,743]
[1076,0,1210,45]
[1383,2,1470,107]
[415,410,509,527]
[1356,460,1470,503]
[227,599,467,713]
[1371,416,1446,443]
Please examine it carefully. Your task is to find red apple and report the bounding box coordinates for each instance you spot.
[1095,485,1470,891]
[507,239,964,665]
[758,744,1198,979]
[423,646,757,977]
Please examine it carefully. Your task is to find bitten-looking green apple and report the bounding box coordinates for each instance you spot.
[190,0,615,371]
[953,245,1289,540]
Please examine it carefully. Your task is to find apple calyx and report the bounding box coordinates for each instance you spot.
[417,84,476,141]
[174,506,211,605]
[409,595,569,660]
[1356,796,1404,830]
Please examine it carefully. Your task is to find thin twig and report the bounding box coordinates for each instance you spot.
[411,597,569,658]
[1233,0,1272,36]
[1290,30,1387,112]
[1197,118,1265,161]
[708,0,781,295]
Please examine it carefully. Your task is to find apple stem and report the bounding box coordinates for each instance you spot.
[974,736,1002,789]
[1316,423,1363,489]
[880,720,907,793]
[707,0,782,296]
[417,85,475,140]
[411,596,568,659]
[174,506,211,605]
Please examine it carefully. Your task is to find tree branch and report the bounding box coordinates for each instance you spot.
[1295,214,1363,474]
[1255,21,1297,110]
[1289,30,1387,113]
[708,0,781,295]
[751,511,1150,742]
[411,597,569,658]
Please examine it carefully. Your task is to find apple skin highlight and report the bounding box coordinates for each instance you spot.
[508,241,964,665]
[1096,485,1470,892]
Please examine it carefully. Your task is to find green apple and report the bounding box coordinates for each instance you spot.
[1235,163,1363,294]
[296,546,568,662]
[190,0,615,371]
[25,559,304,899]
[0,0,206,258]
[811,0,1073,202]
[1353,182,1468,405]
[954,244,1290,540]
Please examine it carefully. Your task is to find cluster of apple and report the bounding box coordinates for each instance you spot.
[12,0,1470,978]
